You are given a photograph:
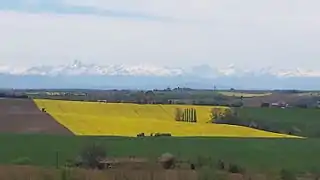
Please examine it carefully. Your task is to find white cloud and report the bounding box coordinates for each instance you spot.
[0,0,319,70]
[63,0,216,21]
[0,11,219,68]
[63,0,320,22]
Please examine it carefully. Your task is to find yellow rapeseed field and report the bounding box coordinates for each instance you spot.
[34,99,299,138]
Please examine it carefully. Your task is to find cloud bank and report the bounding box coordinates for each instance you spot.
[0,0,319,71]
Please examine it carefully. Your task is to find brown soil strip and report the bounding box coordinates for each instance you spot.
[0,98,73,135]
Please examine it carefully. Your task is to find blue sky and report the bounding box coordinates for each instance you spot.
[0,0,169,20]
[0,0,319,71]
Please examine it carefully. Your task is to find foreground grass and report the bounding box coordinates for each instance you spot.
[0,165,198,180]
[0,134,319,173]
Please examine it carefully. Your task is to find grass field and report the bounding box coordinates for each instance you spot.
[237,107,320,137]
[34,99,297,138]
[0,134,319,173]
[218,91,272,98]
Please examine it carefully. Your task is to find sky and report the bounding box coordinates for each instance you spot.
[0,0,319,70]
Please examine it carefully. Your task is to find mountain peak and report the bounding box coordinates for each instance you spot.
[70,59,83,68]
[0,61,320,90]
[0,61,320,78]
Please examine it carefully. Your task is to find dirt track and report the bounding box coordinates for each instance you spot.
[0,98,73,135]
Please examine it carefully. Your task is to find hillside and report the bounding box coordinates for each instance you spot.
[237,107,320,137]
[34,99,298,138]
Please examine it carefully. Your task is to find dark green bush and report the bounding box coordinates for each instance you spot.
[78,142,107,169]
[217,159,225,170]
[228,163,245,174]
[158,153,175,169]
[11,157,32,165]
[280,169,297,180]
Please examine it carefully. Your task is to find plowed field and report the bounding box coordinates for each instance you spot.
[0,98,72,135]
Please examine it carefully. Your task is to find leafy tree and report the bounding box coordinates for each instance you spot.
[77,142,107,169]
[145,90,155,104]
[175,108,183,121]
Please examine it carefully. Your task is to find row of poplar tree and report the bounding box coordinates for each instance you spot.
[175,108,197,122]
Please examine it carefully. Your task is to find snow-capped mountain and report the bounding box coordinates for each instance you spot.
[0,60,185,77]
[1,60,320,78]
[0,60,320,90]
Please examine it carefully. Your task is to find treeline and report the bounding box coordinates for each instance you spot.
[27,89,243,106]
[0,93,29,99]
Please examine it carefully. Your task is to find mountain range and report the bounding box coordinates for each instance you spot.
[0,60,319,90]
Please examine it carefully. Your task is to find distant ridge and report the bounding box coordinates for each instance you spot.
[2,60,320,78]
[0,60,320,90]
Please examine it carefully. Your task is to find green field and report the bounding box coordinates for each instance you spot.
[237,107,320,137]
[217,91,272,98]
[0,134,319,173]
[1,99,320,176]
